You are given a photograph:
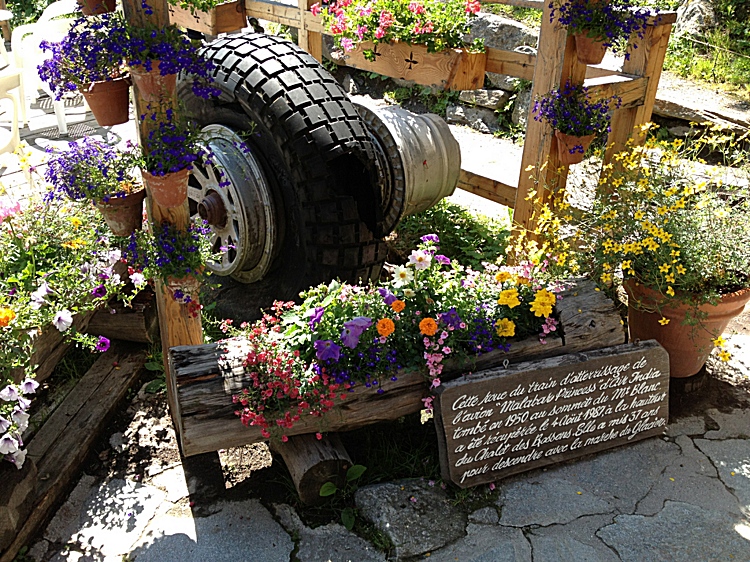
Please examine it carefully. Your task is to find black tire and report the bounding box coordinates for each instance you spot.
[180,33,388,321]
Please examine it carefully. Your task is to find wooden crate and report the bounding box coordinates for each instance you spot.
[342,41,487,91]
[168,0,246,35]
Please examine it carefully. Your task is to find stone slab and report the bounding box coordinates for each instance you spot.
[498,477,614,527]
[665,415,705,438]
[459,89,511,111]
[427,523,531,562]
[468,506,499,525]
[130,499,293,562]
[704,408,750,439]
[597,501,750,561]
[355,479,466,559]
[527,514,619,562]
[43,475,98,544]
[695,438,750,508]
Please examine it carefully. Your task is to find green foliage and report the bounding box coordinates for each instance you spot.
[143,346,166,395]
[391,200,511,270]
[7,0,55,27]
[482,3,541,28]
[382,85,459,117]
[318,464,368,530]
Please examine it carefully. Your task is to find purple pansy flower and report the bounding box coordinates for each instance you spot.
[314,339,341,362]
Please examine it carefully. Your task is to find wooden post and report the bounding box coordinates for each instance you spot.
[297,0,322,61]
[512,2,567,234]
[121,0,204,433]
[604,16,675,162]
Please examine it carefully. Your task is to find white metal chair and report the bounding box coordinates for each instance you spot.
[0,40,24,153]
[11,0,80,135]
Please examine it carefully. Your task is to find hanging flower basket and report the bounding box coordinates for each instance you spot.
[142,168,190,209]
[94,189,146,236]
[554,130,595,165]
[573,33,608,65]
[625,280,750,378]
[80,78,130,127]
[76,0,116,15]
[168,0,246,35]
[341,41,487,91]
[129,61,177,103]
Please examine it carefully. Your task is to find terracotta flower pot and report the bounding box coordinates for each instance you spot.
[129,61,177,103]
[80,78,130,127]
[94,189,146,236]
[573,33,608,65]
[554,130,595,165]
[142,168,190,209]
[624,279,750,378]
[77,0,116,15]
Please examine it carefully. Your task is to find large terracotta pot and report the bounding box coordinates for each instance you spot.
[80,78,130,127]
[624,279,750,378]
[573,33,608,65]
[94,189,146,236]
[142,168,190,208]
[77,0,116,15]
[129,61,177,103]
[554,130,595,165]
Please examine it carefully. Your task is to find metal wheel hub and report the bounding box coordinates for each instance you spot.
[189,124,278,282]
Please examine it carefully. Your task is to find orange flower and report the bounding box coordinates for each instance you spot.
[0,307,15,327]
[377,318,395,337]
[419,317,438,336]
[391,299,405,313]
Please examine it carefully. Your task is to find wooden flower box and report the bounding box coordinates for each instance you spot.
[341,41,487,91]
[168,0,246,35]
[169,279,625,457]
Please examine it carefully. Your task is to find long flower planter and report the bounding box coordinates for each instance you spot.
[168,0,246,35]
[342,41,487,91]
[169,279,625,457]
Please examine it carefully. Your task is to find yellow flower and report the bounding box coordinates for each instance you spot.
[0,308,15,327]
[494,271,512,283]
[665,274,675,283]
[718,350,731,362]
[676,264,686,275]
[494,318,516,338]
[666,286,675,297]
[658,317,670,325]
[621,260,631,271]
[659,263,670,273]
[713,336,726,347]
[600,272,613,284]
[69,217,83,228]
[634,210,644,220]
[497,289,520,309]
[529,289,556,318]
[61,238,87,250]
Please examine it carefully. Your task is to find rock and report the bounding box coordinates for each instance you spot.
[27,539,49,562]
[341,73,359,95]
[427,523,531,561]
[355,478,466,559]
[530,534,613,562]
[704,408,750,439]
[695,438,750,507]
[666,415,705,437]
[673,0,716,38]
[44,475,98,544]
[511,87,533,127]
[109,432,126,453]
[468,506,499,525]
[498,477,614,527]
[459,89,511,111]
[466,13,538,90]
[666,125,695,138]
[148,464,190,504]
[446,104,499,134]
[527,514,619,562]
[130,499,293,562]
[597,501,750,561]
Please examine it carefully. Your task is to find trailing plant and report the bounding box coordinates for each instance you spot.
[44,138,141,203]
[38,12,129,99]
[229,234,562,440]
[317,0,484,57]
[549,0,653,59]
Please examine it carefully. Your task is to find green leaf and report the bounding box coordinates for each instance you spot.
[346,464,367,482]
[144,378,165,394]
[341,508,355,531]
[319,481,338,497]
[144,361,162,372]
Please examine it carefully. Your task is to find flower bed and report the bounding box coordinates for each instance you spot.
[0,151,132,468]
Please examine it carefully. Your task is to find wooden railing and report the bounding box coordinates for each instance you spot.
[242,0,676,231]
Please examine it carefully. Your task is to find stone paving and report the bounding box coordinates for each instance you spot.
[6,86,750,562]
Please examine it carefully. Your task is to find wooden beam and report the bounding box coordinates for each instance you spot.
[480,0,544,8]
[486,48,536,81]
[458,169,517,209]
[245,0,302,28]
[297,0,322,60]
[585,75,649,109]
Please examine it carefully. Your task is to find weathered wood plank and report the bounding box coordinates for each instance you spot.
[485,48,536,82]
[0,344,147,562]
[168,0,246,34]
[87,289,159,344]
[458,169,518,209]
[585,76,648,109]
[245,0,302,28]
[171,280,625,457]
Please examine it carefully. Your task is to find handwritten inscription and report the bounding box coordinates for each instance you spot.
[435,342,670,488]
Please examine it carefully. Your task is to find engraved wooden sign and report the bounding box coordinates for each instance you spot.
[434,341,670,488]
